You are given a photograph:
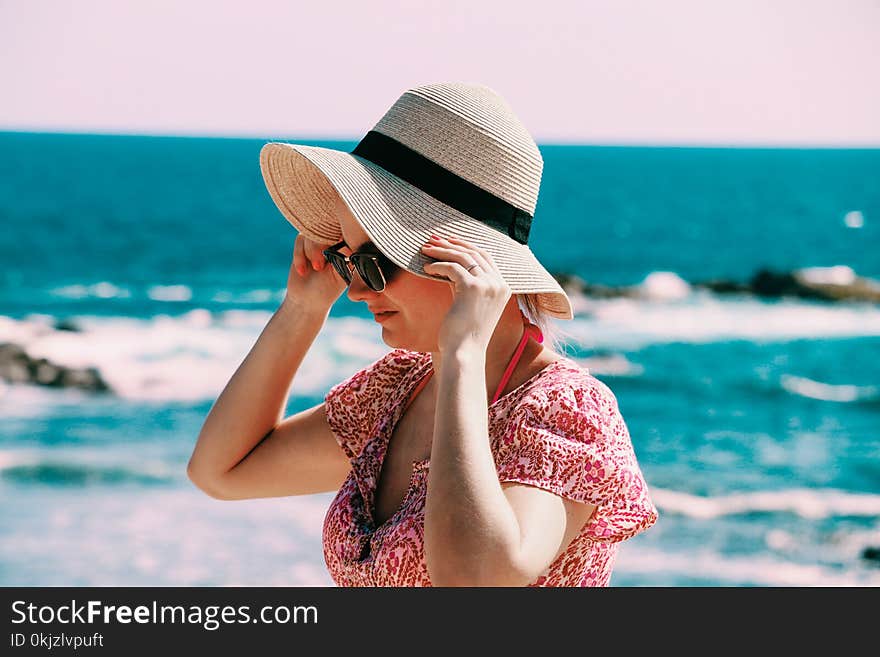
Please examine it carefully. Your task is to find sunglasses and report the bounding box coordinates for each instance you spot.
[322,240,401,292]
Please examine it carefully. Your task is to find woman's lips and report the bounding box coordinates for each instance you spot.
[373,311,397,323]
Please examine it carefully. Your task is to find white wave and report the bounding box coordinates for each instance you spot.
[780,374,879,403]
[844,210,864,228]
[0,383,81,418]
[0,310,389,402]
[636,271,692,301]
[0,313,73,343]
[571,353,643,377]
[50,282,132,299]
[795,265,857,286]
[761,525,880,569]
[147,285,193,302]
[3,289,880,403]
[652,487,880,520]
[823,526,880,561]
[46,281,286,305]
[211,289,286,304]
[615,545,880,586]
[0,487,336,586]
[0,448,181,482]
[565,289,880,349]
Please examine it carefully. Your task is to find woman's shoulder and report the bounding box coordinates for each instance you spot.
[327,348,427,399]
[324,348,429,460]
[494,356,658,544]
[364,348,431,387]
[518,356,617,409]
[503,356,629,443]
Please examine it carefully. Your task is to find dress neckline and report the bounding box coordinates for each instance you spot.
[360,355,569,532]
[346,352,580,567]
[360,318,569,532]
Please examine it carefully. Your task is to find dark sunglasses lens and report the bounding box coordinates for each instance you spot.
[325,253,352,284]
[353,256,386,292]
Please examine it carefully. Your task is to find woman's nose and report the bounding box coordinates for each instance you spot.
[346,266,377,301]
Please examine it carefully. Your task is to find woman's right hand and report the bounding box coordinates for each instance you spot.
[282,233,347,313]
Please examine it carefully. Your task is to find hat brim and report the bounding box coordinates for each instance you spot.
[259,142,573,320]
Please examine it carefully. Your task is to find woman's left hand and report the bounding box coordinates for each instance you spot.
[421,235,512,353]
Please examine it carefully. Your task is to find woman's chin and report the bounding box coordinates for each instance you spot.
[381,331,424,353]
[380,328,401,348]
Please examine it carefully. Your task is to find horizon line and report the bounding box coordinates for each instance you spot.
[1,127,879,150]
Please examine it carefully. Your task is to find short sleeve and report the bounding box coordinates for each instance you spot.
[324,349,420,461]
[496,375,658,544]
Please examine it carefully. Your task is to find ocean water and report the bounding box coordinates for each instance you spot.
[1,131,879,587]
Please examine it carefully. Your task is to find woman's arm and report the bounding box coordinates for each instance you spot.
[418,235,595,585]
[188,233,349,499]
[187,301,332,496]
[424,347,596,586]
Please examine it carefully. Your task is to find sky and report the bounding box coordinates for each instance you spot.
[1,0,878,146]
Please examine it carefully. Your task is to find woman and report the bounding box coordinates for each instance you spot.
[188,82,657,586]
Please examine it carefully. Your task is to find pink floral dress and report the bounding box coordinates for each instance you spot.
[322,347,658,587]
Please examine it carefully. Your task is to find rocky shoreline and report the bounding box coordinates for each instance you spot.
[1,266,876,395]
[0,342,112,393]
[552,265,880,303]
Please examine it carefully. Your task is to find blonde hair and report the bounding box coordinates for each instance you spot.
[515,293,578,356]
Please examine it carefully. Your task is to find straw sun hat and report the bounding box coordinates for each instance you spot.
[259,81,574,320]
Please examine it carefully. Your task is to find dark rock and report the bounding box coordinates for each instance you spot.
[862,546,880,564]
[34,360,61,385]
[0,343,31,384]
[694,278,753,294]
[551,272,640,299]
[54,319,81,332]
[0,343,28,360]
[60,367,110,392]
[584,282,637,299]
[750,269,814,298]
[793,271,880,303]
[747,268,880,302]
[553,267,880,304]
[551,272,588,291]
[0,342,112,393]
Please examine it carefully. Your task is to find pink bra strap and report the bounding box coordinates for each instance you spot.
[403,314,543,412]
[491,317,542,405]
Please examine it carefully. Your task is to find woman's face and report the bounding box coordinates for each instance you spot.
[335,197,454,352]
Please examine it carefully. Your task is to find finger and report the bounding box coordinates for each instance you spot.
[422,249,486,281]
[441,236,495,272]
[427,238,493,276]
[293,235,308,276]
[432,235,488,264]
[423,238,481,263]
[420,243,481,272]
[422,260,475,283]
[303,239,325,271]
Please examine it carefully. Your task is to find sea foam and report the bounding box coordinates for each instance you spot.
[652,486,880,520]
[3,290,880,403]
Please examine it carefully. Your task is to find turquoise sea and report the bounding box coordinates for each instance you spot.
[1,131,879,586]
